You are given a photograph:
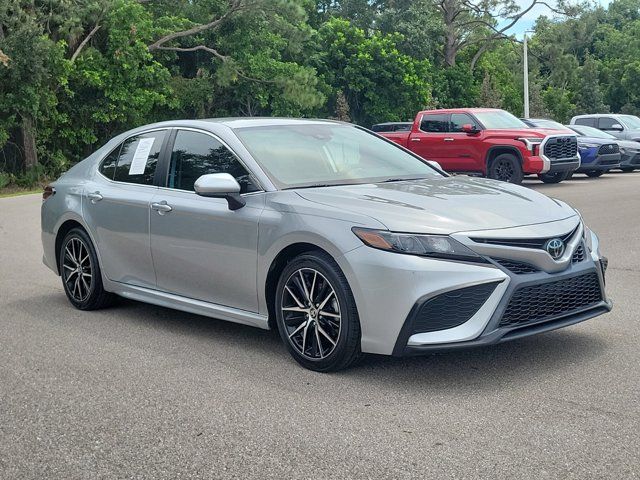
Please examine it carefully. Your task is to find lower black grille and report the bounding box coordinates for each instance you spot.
[544,136,578,159]
[494,258,539,274]
[412,282,499,334]
[572,244,586,263]
[597,143,620,155]
[499,272,603,327]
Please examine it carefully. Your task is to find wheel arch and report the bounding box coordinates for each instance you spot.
[485,146,524,171]
[264,242,334,329]
[53,216,99,276]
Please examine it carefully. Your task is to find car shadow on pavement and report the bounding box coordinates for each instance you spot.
[16,292,608,396]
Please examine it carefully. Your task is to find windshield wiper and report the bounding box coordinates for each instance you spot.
[380,177,428,183]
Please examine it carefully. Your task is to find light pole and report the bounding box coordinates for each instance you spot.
[523,30,534,119]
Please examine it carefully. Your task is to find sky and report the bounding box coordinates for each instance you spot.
[501,0,613,38]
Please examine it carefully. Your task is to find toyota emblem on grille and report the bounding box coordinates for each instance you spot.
[545,238,565,260]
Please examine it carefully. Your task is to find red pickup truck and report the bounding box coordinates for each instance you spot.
[375,108,580,184]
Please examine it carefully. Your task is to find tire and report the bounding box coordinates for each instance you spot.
[621,167,635,172]
[59,228,115,310]
[537,171,569,184]
[274,251,362,372]
[586,170,605,178]
[487,154,524,184]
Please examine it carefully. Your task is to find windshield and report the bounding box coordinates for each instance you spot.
[234,123,442,189]
[531,119,566,130]
[474,110,528,129]
[620,115,640,129]
[570,125,616,139]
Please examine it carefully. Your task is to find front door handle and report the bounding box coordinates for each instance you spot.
[151,201,173,215]
[444,138,455,142]
[410,137,421,142]
[87,192,103,203]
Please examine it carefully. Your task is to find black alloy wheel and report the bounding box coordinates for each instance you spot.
[275,251,362,372]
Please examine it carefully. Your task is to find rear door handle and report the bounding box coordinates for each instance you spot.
[151,201,173,215]
[87,192,103,203]
[444,138,455,142]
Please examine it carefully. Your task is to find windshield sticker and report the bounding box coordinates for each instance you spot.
[129,137,155,175]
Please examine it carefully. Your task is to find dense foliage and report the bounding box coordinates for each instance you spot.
[2,0,640,185]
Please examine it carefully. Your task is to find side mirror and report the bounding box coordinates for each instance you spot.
[610,123,624,132]
[427,160,444,171]
[462,123,480,134]
[194,173,246,210]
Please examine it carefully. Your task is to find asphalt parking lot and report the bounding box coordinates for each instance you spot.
[1,173,639,479]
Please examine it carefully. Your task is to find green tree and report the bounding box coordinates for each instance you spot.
[314,18,432,125]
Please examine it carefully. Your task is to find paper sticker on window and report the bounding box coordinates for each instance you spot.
[129,138,156,175]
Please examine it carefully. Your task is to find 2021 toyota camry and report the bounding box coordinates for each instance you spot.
[41,119,612,371]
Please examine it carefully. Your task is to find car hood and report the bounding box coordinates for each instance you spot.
[296,177,577,235]
[616,139,640,149]
[578,136,615,146]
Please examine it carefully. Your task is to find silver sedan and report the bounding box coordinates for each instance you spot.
[41,118,612,371]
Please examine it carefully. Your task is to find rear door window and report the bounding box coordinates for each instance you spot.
[113,130,166,185]
[574,117,596,127]
[420,114,449,133]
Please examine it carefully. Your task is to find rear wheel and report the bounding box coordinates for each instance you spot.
[586,170,605,178]
[621,167,635,172]
[487,154,524,184]
[59,228,114,310]
[538,171,569,184]
[274,251,362,372]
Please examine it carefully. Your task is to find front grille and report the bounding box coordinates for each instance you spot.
[471,226,578,250]
[412,282,499,334]
[499,272,603,327]
[572,244,586,263]
[544,136,578,160]
[597,143,619,155]
[494,258,539,274]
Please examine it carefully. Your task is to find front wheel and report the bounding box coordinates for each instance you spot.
[538,171,569,184]
[586,170,605,178]
[59,228,114,310]
[487,154,524,184]
[621,167,635,173]
[274,251,362,372]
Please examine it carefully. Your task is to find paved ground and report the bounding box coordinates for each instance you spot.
[1,173,639,479]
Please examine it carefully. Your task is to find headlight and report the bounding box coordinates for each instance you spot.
[619,147,627,155]
[582,224,594,252]
[579,143,600,149]
[352,228,482,261]
[518,137,543,154]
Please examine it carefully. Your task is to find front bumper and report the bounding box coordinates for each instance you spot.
[577,152,621,172]
[342,221,611,356]
[620,151,640,167]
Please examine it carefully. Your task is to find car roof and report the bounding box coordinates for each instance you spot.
[572,114,625,118]
[201,117,345,129]
[421,108,503,114]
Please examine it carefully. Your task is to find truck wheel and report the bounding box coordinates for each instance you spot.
[538,171,569,184]
[488,154,524,184]
[586,170,605,178]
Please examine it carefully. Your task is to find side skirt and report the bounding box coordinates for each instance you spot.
[104,280,270,330]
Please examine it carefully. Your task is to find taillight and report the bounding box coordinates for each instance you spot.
[43,185,56,201]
